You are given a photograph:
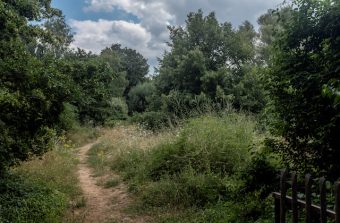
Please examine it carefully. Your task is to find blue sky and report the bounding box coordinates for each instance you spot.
[52,0,283,73]
[52,0,139,22]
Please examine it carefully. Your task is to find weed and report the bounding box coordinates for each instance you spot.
[104,178,120,188]
[109,114,278,222]
[85,114,280,222]
[0,131,88,223]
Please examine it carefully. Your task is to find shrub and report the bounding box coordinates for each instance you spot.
[130,111,169,131]
[108,113,279,222]
[0,141,83,223]
[0,174,67,223]
[143,114,255,181]
[58,103,80,131]
[109,97,128,120]
[127,82,156,113]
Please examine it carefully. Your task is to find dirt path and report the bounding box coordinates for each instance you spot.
[77,142,149,223]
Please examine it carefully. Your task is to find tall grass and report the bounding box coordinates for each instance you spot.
[66,126,100,147]
[0,126,98,223]
[87,125,175,178]
[89,113,280,222]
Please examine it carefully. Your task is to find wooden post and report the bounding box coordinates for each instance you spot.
[319,177,326,223]
[280,169,288,223]
[305,174,312,223]
[336,182,340,223]
[275,198,280,223]
[292,172,298,223]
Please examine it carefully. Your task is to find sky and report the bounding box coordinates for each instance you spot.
[52,0,283,73]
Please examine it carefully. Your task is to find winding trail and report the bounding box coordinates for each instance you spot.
[77,142,149,223]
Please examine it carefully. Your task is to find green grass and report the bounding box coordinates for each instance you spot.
[104,178,120,188]
[87,142,111,177]
[108,113,280,222]
[0,173,67,223]
[86,113,280,222]
[0,127,96,223]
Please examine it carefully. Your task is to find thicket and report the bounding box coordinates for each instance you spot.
[267,0,340,179]
[90,114,280,222]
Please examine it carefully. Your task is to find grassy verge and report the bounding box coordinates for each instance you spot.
[0,127,99,223]
[87,113,281,222]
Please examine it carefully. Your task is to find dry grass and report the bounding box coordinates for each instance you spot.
[87,125,177,178]
[13,144,86,223]
[100,125,176,152]
[85,125,162,223]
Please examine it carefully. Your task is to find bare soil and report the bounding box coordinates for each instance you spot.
[77,142,150,223]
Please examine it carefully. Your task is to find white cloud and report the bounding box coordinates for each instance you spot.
[69,19,154,55]
[74,0,283,73]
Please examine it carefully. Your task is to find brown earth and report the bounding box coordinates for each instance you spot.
[77,142,150,223]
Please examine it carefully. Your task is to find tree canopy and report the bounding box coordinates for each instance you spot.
[0,0,72,174]
[268,0,340,178]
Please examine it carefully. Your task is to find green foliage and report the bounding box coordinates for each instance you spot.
[145,114,254,178]
[155,10,266,116]
[0,0,74,174]
[108,97,128,120]
[128,82,157,114]
[101,44,149,96]
[61,54,128,125]
[0,143,81,223]
[268,0,340,178]
[58,103,79,131]
[257,7,293,63]
[66,126,100,147]
[0,174,67,223]
[112,114,279,222]
[131,111,169,131]
[161,91,214,118]
[104,178,120,188]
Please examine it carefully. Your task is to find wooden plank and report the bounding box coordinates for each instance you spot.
[272,193,336,219]
[336,182,340,223]
[305,174,312,223]
[319,177,326,223]
[291,173,298,223]
[280,169,288,223]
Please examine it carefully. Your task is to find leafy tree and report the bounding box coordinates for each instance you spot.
[268,0,340,178]
[61,53,128,124]
[128,81,157,114]
[257,7,293,64]
[156,10,264,115]
[101,44,149,96]
[37,14,73,58]
[0,0,72,175]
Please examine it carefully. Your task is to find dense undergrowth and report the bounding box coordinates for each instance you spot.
[0,127,98,223]
[88,113,281,222]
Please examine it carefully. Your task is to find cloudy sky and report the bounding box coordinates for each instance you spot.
[52,0,283,73]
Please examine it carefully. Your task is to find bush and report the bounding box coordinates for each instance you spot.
[127,82,156,114]
[109,97,128,120]
[0,141,83,223]
[142,114,255,181]
[58,103,79,131]
[0,174,67,223]
[110,113,280,222]
[130,111,169,131]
